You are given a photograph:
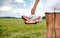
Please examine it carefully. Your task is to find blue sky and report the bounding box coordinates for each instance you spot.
[0,0,45,18]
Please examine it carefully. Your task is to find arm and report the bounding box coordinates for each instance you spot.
[31,0,40,14]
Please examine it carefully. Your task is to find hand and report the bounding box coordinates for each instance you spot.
[31,0,39,14]
[31,7,36,14]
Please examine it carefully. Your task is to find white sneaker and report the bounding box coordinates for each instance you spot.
[30,14,36,20]
[30,15,42,22]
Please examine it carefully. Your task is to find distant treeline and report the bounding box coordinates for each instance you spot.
[42,16,46,19]
[0,17,20,19]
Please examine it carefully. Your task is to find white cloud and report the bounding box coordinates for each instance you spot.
[23,3,26,7]
[0,14,6,17]
[0,0,45,17]
[12,9,27,13]
[15,0,24,3]
[12,8,31,16]
[30,0,35,2]
[0,6,13,11]
[15,0,26,7]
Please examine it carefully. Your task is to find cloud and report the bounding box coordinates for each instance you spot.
[30,0,35,2]
[0,0,26,7]
[0,6,13,11]
[14,0,26,7]
[0,14,6,17]
[23,3,26,7]
[15,0,24,3]
[0,0,45,18]
[12,8,31,16]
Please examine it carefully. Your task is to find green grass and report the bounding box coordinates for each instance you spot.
[0,18,54,38]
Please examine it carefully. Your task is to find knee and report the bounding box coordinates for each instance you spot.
[47,26,52,30]
[55,25,60,30]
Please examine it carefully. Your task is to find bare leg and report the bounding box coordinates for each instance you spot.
[45,13,53,38]
[54,13,60,38]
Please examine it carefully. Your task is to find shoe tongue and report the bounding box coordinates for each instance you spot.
[30,15,36,20]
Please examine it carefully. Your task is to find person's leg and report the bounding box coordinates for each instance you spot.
[54,13,60,38]
[45,13,53,38]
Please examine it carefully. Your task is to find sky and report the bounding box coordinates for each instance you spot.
[0,0,45,18]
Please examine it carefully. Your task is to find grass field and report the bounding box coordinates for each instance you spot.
[0,18,55,38]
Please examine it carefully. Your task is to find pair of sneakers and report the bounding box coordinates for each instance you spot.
[22,15,42,24]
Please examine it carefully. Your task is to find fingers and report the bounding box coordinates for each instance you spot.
[31,7,36,14]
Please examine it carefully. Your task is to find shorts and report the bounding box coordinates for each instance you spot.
[45,0,60,13]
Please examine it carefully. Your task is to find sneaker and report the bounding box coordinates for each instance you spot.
[22,15,30,21]
[24,20,38,24]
